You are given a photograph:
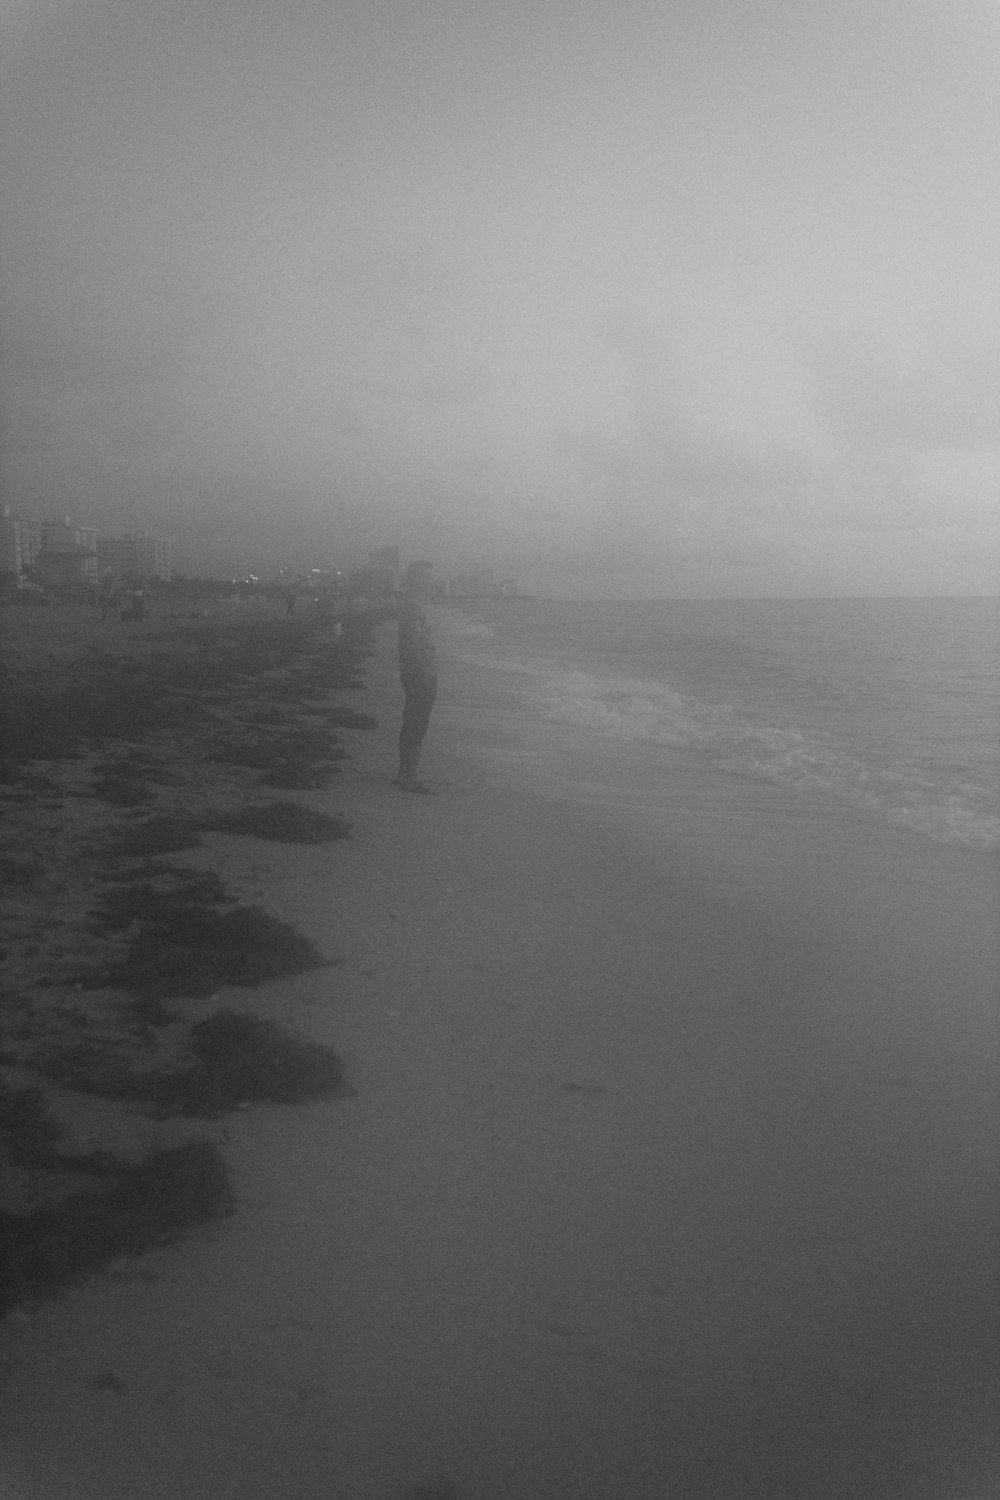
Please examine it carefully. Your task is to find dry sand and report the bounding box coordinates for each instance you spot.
[1,603,997,1499]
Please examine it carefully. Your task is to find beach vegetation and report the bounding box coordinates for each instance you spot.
[33,1011,346,1118]
[137,1010,346,1116]
[207,726,347,771]
[79,897,328,1002]
[0,856,46,887]
[0,1080,64,1167]
[320,708,377,729]
[260,759,337,789]
[205,800,351,843]
[0,606,374,1316]
[0,1140,233,1317]
[105,815,201,857]
[90,869,232,932]
[91,761,157,806]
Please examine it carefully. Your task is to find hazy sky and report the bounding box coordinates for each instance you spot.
[2,0,998,594]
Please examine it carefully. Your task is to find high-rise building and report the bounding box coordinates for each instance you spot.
[36,516,100,587]
[0,507,42,583]
[98,531,172,581]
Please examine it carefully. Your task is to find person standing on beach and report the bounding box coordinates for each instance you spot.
[395,561,437,793]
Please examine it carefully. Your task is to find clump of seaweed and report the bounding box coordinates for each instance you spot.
[264,681,327,702]
[33,1012,346,1119]
[79,898,328,1002]
[207,800,350,843]
[261,759,337,790]
[240,709,287,726]
[106,815,201,858]
[90,868,232,933]
[92,762,157,806]
[320,708,377,730]
[0,856,46,887]
[206,739,286,771]
[269,682,328,701]
[276,727,347,758]
[0,610,377,770]
[0,1080,64,1168]
[142,1010,345,1116]
[208,726,347,769]
[0,1080,116,1176]
[0,1140,233,1316]
[186,1010,345,1107]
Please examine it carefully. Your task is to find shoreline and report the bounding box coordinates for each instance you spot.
[1,604,997,1498]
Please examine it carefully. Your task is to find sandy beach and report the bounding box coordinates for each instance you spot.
[1,601,997,1499]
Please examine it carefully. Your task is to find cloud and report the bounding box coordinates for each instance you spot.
[804,326,1000,452]
[562,315,821,565]
[564,306,1000,587]
[361,366,499,404]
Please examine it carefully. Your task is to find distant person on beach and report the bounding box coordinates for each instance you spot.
[395,561,437,793]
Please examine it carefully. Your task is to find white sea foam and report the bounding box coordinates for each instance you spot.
[435,609,498,645]
[528,667,999,852]
[445,598,1000,853]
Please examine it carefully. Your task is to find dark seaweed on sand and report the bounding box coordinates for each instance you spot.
[106,815,202,858]
[0,1141,233,1316]
[320,708,377,730]
[0,614,374,768]
[208,726,348,768]
[91,870,232,931]
[91,763,157,806]
[0,611,375,1313]
[0,656,210,766]
[0,1080,64,1168]
[0,856,46,887]
[206,800,351,843]
[35,1012,346,1119]
[139,1010,346,1117]
[260,759,336,790]
[80,898,328,1001]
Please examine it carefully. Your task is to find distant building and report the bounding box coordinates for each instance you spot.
[0,507,42,585]
[98,530,172,582]
[35,516,100,588]
[369,545,401,573]
[308,567,347,593]
[358,545,400,598]
[446,567,519,599]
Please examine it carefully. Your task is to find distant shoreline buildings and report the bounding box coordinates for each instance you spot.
[1,511,522,603]
[444,566,521,600]
[0,509,172,590]
[276,551,524,603]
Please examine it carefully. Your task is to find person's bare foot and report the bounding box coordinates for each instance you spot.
[399,779,438,794]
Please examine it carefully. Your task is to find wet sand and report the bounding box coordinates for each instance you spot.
[1,610,997,1499]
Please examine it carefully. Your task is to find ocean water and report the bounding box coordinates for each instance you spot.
[438,596,1000,855]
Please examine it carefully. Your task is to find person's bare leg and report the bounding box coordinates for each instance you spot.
[397,744,434,792]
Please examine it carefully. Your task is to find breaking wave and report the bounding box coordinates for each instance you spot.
[529,667,999,852]
[440,600,1000,853]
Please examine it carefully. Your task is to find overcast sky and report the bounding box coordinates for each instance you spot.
[2,0,998,594]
